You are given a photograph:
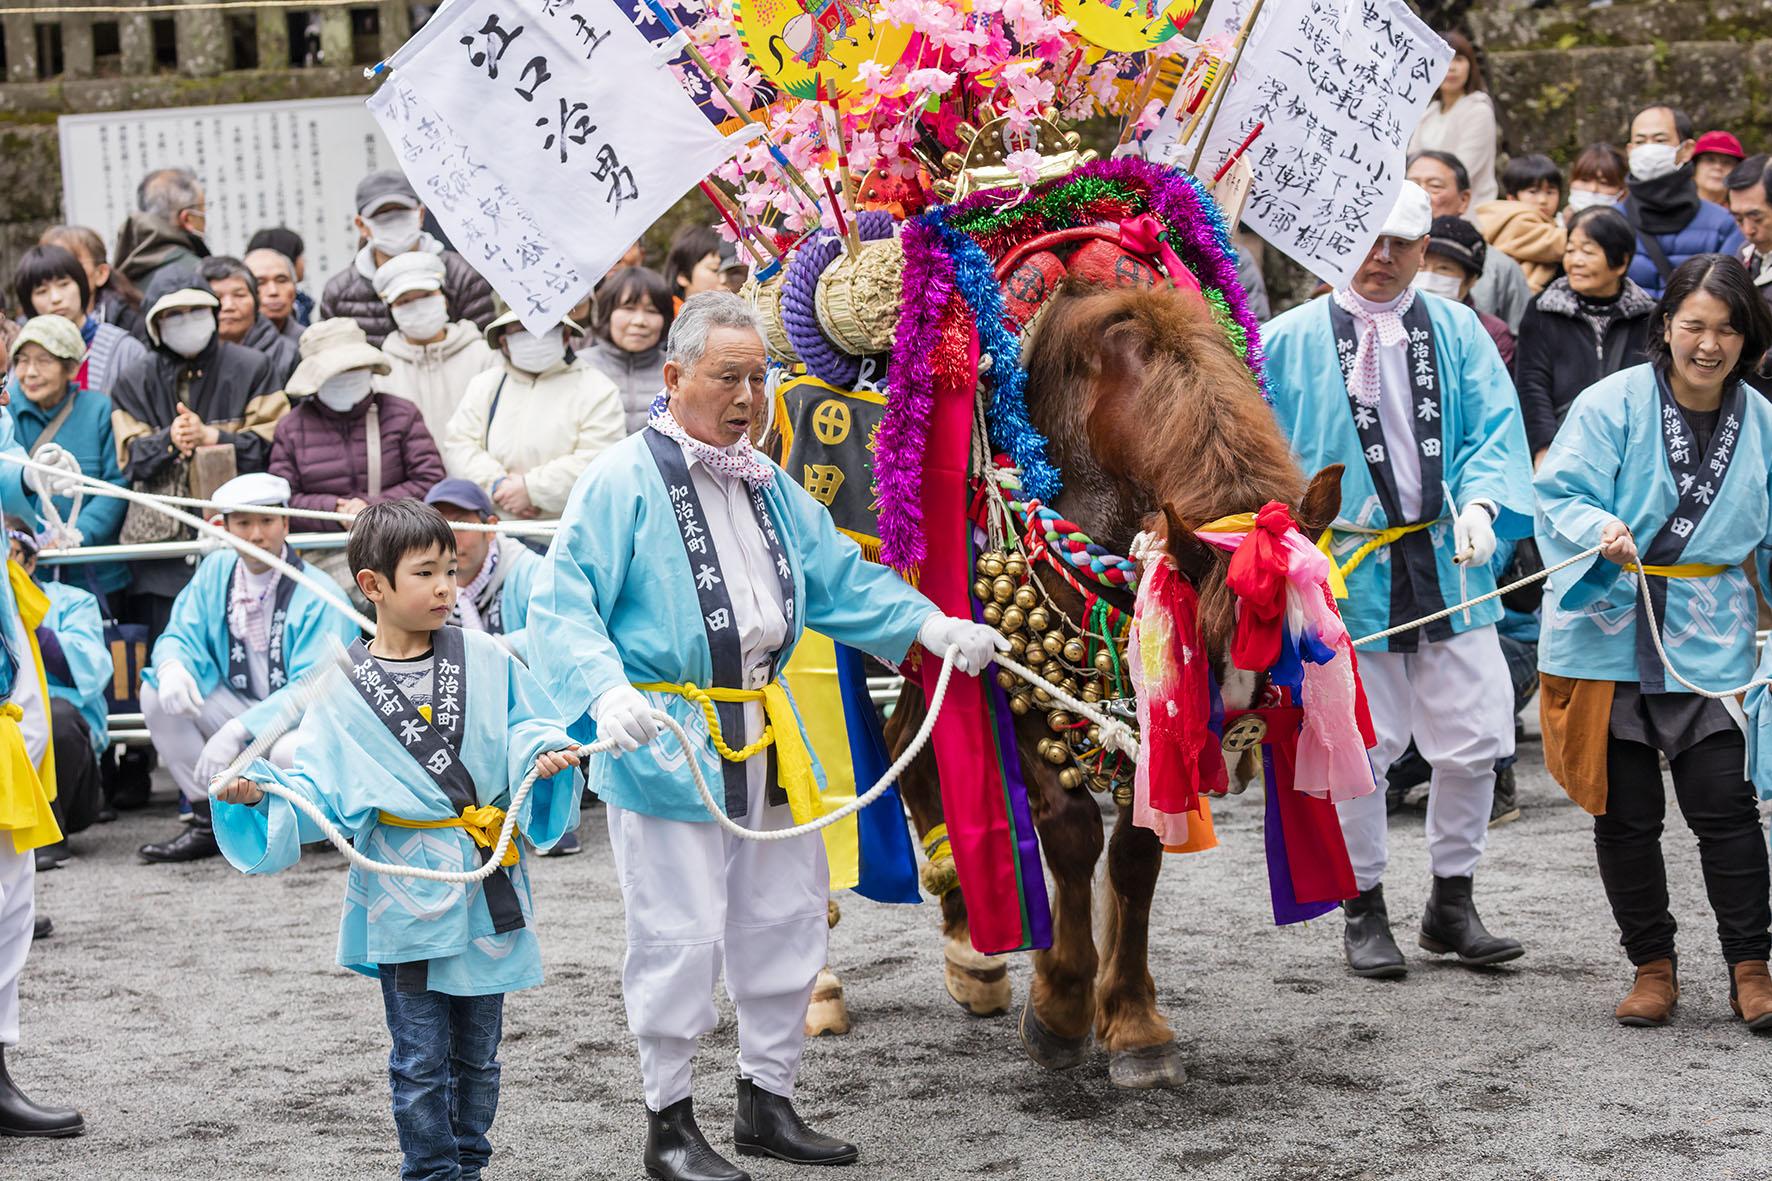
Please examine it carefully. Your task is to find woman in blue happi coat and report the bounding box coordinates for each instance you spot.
[1535,253,1772,1031]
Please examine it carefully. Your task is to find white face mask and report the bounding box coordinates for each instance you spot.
[391,293,449,342]
[1567,188,1616,212]
[367,208,423,255]
[1411,270,1464,301]
[1629,142,1681,183]
[505,328,564,374]
[158,308,216,358]
[314,368,376,412]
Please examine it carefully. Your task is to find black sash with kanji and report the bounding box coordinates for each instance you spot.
[643,427,796,817]
[347,626,525,934]
[1636,372,1744,692]
[1329,297,1449,652]
[227,548,303,695]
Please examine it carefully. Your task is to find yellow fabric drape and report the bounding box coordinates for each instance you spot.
[1186,512,1431,601]
[378,804,522,867]
[639,646,857,890]
[1623,561,1729,579]
[0,563,60,853]
[776,630,860,890]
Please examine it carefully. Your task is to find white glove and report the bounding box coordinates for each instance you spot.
[41,523,81,550]
[154,661,205,719]
[26,444,82,498]
[195,718,251,791]
[919,613,1010,676]
[1453,501,1497,567]
[593,685,661,754]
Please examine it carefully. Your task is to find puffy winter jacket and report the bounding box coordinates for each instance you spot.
[582,337,665,435]
[1621,195,1745,300]
[443,356,626,516]
[377,320,501,444]
[318,235,496,346]
[269,392,446,532]
[1514,276,1656,453]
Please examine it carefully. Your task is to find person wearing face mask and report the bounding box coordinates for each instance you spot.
[1264,182,1534,982]
[199,256,300,388]
[1414,216,1516,369]
[584,266,675,435]
[109,268,289,638]
[1564,143,1630,221]
[1516,208,1656,460]
[442,310,626,520]
[12,243,148,402]
[269,318,444,544]
[319,171,496,346]
[4,316,129,599]
[112,167,209,296]
[372,252,500,444]
[1406,150,1533,334]
[1536,255,1772,1032]
[1723,155,1772,394]
[1621,105,1745,301]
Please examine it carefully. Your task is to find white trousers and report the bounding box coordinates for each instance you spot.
[606,772,829,1112]
[142,683,302,805]
[0,840,33,1046]
[1338,624,1515,891]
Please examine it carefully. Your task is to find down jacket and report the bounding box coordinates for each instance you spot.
[318,235,496,346]
[268,391,446,532]
[1619,177,1745,300]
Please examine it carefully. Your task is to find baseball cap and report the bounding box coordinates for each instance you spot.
[424,478,496,517]
[356,170,421,217]
[1694,131,1746,160]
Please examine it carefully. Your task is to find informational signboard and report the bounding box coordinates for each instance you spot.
[58,97,397,289]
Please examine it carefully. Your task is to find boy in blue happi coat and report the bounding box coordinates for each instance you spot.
[212,498,584,1181]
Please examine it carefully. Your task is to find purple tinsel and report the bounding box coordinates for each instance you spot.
[876,218,957,570]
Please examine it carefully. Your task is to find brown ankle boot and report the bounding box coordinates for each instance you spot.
[1615,958,1678,1026]
[1729,961,1772,1032]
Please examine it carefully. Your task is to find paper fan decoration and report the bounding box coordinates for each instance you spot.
[733,0,914,101]
[1061,0,1199,53]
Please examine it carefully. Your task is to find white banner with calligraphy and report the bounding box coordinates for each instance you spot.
[59,97,397,288]
[373,0,751,333]
[1191,0,1450,287]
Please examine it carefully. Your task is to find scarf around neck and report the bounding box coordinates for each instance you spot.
[1331,286,1416,410]
[647,393,775,489]
[1628,165,1700,235]
[456,537,500,631]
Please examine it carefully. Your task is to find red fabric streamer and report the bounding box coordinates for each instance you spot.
[1139,560,1226,823]
[1225,500,1295,672]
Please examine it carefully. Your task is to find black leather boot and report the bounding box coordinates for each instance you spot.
[733,1076,858,1165]
[139,823,219,864]
[0,1047,83,1137]
[644,1098,749,1181]
[1419,875,1524,966]
[32,916,51,941]
[1342,885,1407,979]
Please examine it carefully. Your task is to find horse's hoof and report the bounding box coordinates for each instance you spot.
[805,968,850,1037]
[1108,1042,1188,1089]
[1019,994,1090,1071]
[943,936,1011,1016]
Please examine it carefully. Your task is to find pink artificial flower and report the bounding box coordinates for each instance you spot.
[904,67,959,95]
[1004,149,1043,187]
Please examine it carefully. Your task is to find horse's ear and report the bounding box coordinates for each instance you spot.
[1296,464,1344,536]
[1161,503,1218,583]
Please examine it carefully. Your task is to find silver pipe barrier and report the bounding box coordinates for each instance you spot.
[38,525,558,567]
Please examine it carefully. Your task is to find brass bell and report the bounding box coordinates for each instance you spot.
[1040,739,1069,766]
[1009,692,1032,716]
[1024,647,1047,668]
[981,553,1006,578]
[995,670,1017,691]
[1113,784,1134,807]
[1013,586,1038,610]
[1058,767,1084,791]
[1087,724,1102,745]
[1081,682,1102,703]
[1087,774,1112,795]
[1044,665,1065,685]
[1005,555,1027,578]
[983,603,1003,626]
[1033,687,1052,705]
[1094,651,1116,674]
[1008,633,1028,657]
[1042,632,1064,656]
[1062,638,1087,664]
[974,555,992,577]
[1047,710,1072,732]
[1001,606,1026,632]
[1060,677,1079,697]
[991,576,1017,604]
[972,579,992,603]
[1026,607,1050,633]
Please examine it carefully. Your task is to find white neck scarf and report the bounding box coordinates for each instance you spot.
[647,394,774,490]
[454,538,500,631]
[1332,286,1416,410]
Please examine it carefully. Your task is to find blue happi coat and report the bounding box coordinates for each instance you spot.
[141,548,362,737]
[1263,292,1534,651]
[1536,364,1772,693]
[529,429,936,823]
[212,628,581,995]
[39,580,110,754]
[460,536,542,662]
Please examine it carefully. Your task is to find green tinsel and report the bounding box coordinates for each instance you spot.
[951,177,1142,240]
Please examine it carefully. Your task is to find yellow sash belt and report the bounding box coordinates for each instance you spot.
[635,679,820,823]
[378,804,521,867]
[1623,561,1729,578]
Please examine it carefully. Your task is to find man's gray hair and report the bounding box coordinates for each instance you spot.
[138,167,203,221]
[243,247,296,278]
[666,290,764,372]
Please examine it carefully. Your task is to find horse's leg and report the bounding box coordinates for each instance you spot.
[1094,806,1186,1088]
[886,683,1011,1017]
[1020,775,1103,1071]
[805,899,850,1036]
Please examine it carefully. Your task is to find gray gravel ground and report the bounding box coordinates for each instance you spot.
[8,741,1772,1181]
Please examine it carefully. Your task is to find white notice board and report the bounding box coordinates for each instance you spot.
[58,96,398,288]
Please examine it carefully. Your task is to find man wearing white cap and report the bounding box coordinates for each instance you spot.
[373,252,500,444]
[137,472,362,863]
[1262,181,1535,979]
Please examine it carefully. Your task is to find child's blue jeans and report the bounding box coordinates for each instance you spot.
[377,965,505,1181]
